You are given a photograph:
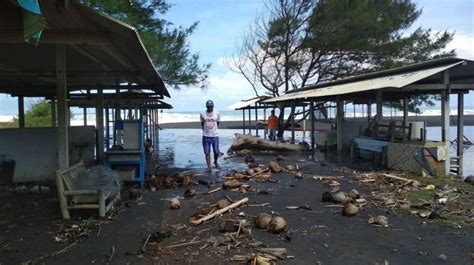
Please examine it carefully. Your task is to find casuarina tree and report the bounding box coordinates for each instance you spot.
[82,0,211,89]
[230,0,454,138]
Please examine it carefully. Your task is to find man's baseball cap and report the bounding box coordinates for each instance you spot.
[206,100,214,107]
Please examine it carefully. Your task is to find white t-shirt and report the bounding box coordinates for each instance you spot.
[200,110,220,137]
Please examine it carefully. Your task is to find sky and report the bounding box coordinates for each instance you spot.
[0,0,473,118]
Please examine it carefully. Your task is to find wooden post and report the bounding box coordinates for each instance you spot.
[18,96,25,128]
[310,100,315,154]
[255,103,259,137]
[242,109,245,134]
[376,90,382,123]
[82,107,87,126]
[291,101,295,144]
[457,93,464,176]
[105,106,110,150]
[302,105,306,142]
[441,70,450,175]
[367,104,370,119]
[96,89,104,163]
[51,99,57,127]
[248,108,252,135]
[403,97,408,140]
[336,96,343,151]
[263,107,267,139]
[56,44,69,170]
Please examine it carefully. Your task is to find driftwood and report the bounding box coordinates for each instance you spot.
[190,197,249,225]
[228,134,307,153]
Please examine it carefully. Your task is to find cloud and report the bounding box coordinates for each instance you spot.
[448,31,474,59]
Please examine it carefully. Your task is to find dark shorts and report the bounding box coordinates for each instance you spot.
[202,136,220,155]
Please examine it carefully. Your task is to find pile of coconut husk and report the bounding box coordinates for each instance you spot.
[147,171,200,190]
[141,196,291,262]
[353,171,474,225]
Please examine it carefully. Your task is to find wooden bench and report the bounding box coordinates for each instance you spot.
[55,161,120,219]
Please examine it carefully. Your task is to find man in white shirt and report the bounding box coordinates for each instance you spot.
[200,100,221,172]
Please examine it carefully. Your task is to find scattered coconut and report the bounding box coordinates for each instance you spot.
[418,211,431,218]
[245,154,255,163]
[286,165,295,171]
[369,215,389,227]
[217,199,231,209]
[269,216,287,233]
[383,199,396,208]
[321,191,333,202]
[255,213,272,229]
[169,198,180,209]
[246,168,255,176]
[219,220,239,232]
[184,188,197,198]
[329,180,341,192]
[128,187,141,200]
[342,203,359,216]
[239,184,252,193]
[294,171,304,179]
[268,161,282,173]
[182,175,192,187]
[223,179,242,189]
[348,189,360,199]
[332,192,350,204]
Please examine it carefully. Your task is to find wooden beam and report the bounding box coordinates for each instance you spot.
[96,89,104,163]
[0,29,109,44]
[336,96,343,151]
[18,96,24,128]
[457,93,464,176]
[51,99,56,127]
[441,70,450,175]
[101,44,133,70]
[56,44,69,170]
[376,90,382,123]
[70,44,111,70]
[310,100,315,154]
[403,97,408,140]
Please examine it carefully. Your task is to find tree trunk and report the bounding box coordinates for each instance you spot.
[228,134,307,153]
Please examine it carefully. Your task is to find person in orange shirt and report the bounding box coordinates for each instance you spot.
[267,110,278,141]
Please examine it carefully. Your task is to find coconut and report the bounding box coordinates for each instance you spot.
[223,179,242,189]
[332,192,349,203]
[246,168,255,176]
[268,161,282,173]
[286,165,295,171]
[294,171,304,179]
[169,198,180,209]
[255,213,272,229]
[374,215,389,226]
[182,175,192,187]
[321,191,333,202]
[184,188,197,198]
[217,199,231,209]
[269,216,287,233]
[245,154,255,163]
[348,189,360,199]
[342,203,359,216]
[219,220,239,232]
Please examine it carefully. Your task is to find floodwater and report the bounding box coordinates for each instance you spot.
[157,126,474,177]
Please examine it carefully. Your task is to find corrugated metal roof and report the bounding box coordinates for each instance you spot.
[264,61,463,103]
[227,96,266,110]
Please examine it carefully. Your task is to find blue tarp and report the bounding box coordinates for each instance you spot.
[17,0,41,14]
